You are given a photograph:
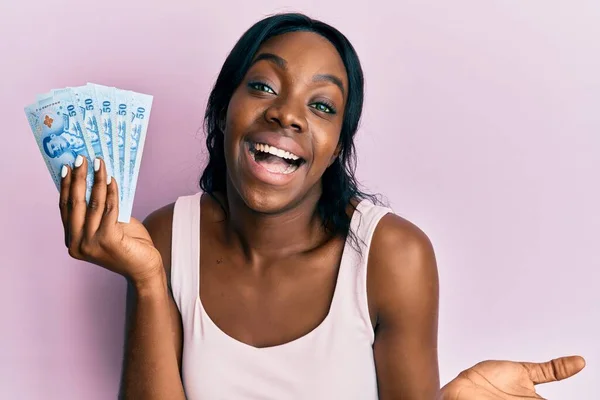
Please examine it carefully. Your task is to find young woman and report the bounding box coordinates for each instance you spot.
[58,13,585,400]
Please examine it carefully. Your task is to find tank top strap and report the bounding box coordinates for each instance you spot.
[170,191,202,323]
[334,199,394,342]
[352,200,394,259]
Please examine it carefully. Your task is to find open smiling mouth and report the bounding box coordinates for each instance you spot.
[248,141,306,175]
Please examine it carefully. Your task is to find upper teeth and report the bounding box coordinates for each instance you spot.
[254,143,300,161]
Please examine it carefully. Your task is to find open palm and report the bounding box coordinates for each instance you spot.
[442,356,586,400]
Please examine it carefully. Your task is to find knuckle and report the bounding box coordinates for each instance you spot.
[97,237,111,253]
[79,239,96,257]
[97,230,116,250]
[59,198,69,210]
[104,200,115,214]
[67,197,85,210]
[549,359,560,380]
[95,229,106,243]
[67,246,80,259]
[88,198,102,212]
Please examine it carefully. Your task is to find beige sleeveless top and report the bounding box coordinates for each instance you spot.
[170,192,392,399]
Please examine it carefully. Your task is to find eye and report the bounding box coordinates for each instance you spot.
[248,81,276,94]
[310,101,337,115]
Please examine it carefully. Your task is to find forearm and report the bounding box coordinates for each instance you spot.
[119,273,186,400]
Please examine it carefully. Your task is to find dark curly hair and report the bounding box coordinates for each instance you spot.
[199,12,385,248]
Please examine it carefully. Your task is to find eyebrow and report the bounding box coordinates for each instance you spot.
[252,52,287,69]
[251,52,346,97]
[312,74,345,97]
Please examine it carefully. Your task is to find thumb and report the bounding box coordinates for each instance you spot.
[522,355,586,385]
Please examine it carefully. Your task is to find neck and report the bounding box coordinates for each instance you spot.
[220,181,328,263]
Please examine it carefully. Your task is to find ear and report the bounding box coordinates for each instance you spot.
[328,143,342,167]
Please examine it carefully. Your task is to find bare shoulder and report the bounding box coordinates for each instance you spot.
[370,212,436,267]
[367,211,439,326]
[142,203,176,282]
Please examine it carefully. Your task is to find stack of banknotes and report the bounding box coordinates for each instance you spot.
[24,83,153,223]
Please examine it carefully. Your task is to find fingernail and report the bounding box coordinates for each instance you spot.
[75,155,83,168]
[107,175,112,185]
[61,165,68,178]
[94,158,100,172]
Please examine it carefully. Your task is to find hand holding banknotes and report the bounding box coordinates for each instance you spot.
[59,155,162,285]
[25,83,153,224]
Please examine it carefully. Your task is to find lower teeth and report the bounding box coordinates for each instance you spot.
[251,150,299,174]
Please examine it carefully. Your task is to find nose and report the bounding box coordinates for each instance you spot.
[263,97,307,133]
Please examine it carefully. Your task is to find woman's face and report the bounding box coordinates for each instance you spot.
[224,31,348,213]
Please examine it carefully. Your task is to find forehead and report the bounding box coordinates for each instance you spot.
[255,31,348,87]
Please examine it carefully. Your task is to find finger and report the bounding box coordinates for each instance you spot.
[523,355,586,385]
[68,155,89,257]
[100,173,119,227]
[84,158,107,240]
[59,164,72,247]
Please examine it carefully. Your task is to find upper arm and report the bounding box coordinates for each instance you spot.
[369,213,440,399]
[122,203,184,372]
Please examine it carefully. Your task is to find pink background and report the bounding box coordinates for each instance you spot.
[1,1,598,398]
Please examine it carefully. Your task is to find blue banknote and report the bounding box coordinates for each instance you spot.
[114,88,132,221]
[72,86,114,179]
[53,89,97,167]
[36,92,53,102]
[36,88,69,102]
[24,93,95,201]
[25,104,62,188]
[88,83,116,184]
[124,91,153,214]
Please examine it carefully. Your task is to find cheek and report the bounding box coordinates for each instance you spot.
[223,91,265,168]
[312,131,341,165]
[223,93,246,158]
[226,89,261,132]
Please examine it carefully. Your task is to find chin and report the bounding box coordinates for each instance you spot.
[234,182,301,215]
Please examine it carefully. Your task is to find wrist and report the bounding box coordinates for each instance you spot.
[129,267,167,297]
